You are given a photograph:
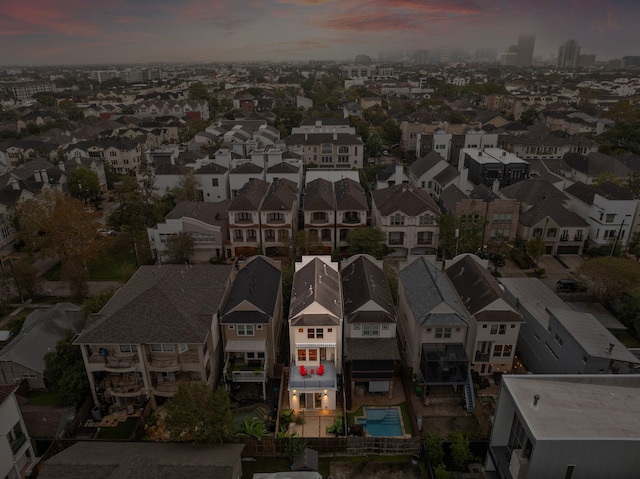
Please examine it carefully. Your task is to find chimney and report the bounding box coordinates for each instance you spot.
[34,170,42,182]
[492,179,500,194]
[58,161,65,172]
[11,179,20,190]
[333,132,337,141]
[41,169,49,183]
[395,163,403,182]
[304,133,308,141]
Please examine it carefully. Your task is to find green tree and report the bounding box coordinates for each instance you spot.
[165,232,195,264]
[68,167,102,204]
[188,82,210,100]
[12,261,43,299]
[61,261,90,301]
[448,431,474,470]
[434,464,451,479]
[292,230,320,258]
[526,236,543,267]
[618,291,640,337]
[169,171,203,202]
[43,329,89,406]
[627,232,640,262]
[425,432,445,466]
[519,108,540,126]
[82,287,116,319]
[576,256,640,306]
[346,227,390,259]
[236,418,268,440]
[165,383,235,443]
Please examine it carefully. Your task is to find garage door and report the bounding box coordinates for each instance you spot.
[557,245,580,254]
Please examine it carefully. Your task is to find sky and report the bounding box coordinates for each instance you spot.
[0,0,639,66]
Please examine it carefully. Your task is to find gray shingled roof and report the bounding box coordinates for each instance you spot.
[227,178,270,211]
[230,162,264,174]
[0,303,82,373]
[267,162,299,174]
[345,337,400,360]
[565,181,635,204]
[409,151,444,178]
[399,257,468,327]
[334,178,367,211]
[165,200,230,225]
[500,178,567,208]
[372,184,441,217]
[439,184,468,213]
[445,255,522,322]
[76,265,231,345]
[563,152,631,178]
[303,178,335,210]
[220,256,281,324]
[261,178,298,211]
[433,164,460,186]
[289,258,341,326]
[341,255,395,324]
[37,442,245,479]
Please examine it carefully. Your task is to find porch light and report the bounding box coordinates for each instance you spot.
[323,390,327,397]
[292,390,297,397]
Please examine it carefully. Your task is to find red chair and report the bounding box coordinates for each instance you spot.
[299,365,307,376]
[317,364,324,376]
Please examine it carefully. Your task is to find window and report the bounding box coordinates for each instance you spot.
[491,324,506,335]
[417,231,433,245]
[321,156,332,163]
[491,229,510,238]
[363,324,380,336]
[390,214,404,226]
[493,213,513,224]
[236,212,252,222]
[247,229,257,240]
[256,325,263,330]
[234,230,244,240]
[353,325,361,330]
[547,228,557,238]
[312,212,328,222]
[560,230,569,241]
[328,328,332,333]
[419,214,433,225]
[265,229,275,240]
[150,344,174,352]
[298,328,304,333]
[308,349,318,361]
[389,232,404,245]
[321,229,332,241]
[268,212,284,222]
[308,329,315,339]
[298,349,306,361]
[210,178,219,187]
[338,155,349,163]
[321,144,332,154]
[228,324,235,330]
[316,328,323,339]
[606,214,615,223]
[338,146,349,153]
[179,344,188,353]
[119,345,138,353]
[503,345,513,357]
[493,345,503,357]
[435,327,451,339]
[575,230,583,241]
[237,324,254,336]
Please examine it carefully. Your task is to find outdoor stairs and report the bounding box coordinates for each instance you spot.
[464,366,475,413]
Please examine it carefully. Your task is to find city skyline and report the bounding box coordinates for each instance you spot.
[0,0,638,66]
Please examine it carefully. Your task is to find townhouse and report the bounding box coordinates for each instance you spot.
[0,384,36,479]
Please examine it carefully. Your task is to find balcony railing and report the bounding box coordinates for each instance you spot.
[342,217,361,224]
[475,351,490,362]
[389,239,405,246]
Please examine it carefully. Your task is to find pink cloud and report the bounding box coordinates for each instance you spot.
[0,0,102,36]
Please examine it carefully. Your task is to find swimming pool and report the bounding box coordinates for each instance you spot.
[356,407,403,437]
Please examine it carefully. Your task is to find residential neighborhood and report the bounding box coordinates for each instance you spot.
[2,50,640,479]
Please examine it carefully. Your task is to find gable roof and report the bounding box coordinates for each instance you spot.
[230,162,264,174]
[220,256,280,324]
[565,181,635,204]
[0,303,82,373]
[303,178,335,210]
[433,164,459,186]
[267,162,299,174]
[76,265,231,345]
[334,178,367,211]
[227,178,270,211]
[372,184,441,217]
[289,257,341,326]
[563,152,631,178]
[445,255,522,323]
[261,178,298,211]
[164,200,230,225]
[341,255,395,324]
[409,151,445,178]
[399,257,468,327]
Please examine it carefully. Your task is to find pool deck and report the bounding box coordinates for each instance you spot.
[287,409,340,438]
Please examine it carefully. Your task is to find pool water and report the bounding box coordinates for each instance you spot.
[356,407,403,437]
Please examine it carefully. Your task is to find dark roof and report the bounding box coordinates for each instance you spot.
[37,442,245,479]
[439,184,468,213]
[220,256,281,324]
[303,178,335,210]
[155,163,183,175]
[267,162,299,174]
[76,265,231,345]
[500,178,568,208]
[399,257,468,327]
[345,337,400,360]
[230,162,264,174]
[341,255,395,324]
[261,178,298,211]
[445,255,522,322]
[164,200,230,225]
[409,151,445,178]
[227,178,270,211]
[0,384,18,405]
[433,164,459,186]
[565,181,635,204]
[334,178,367,211]
[195,162,227,174]
[289,258,341,326]
[372,184,441,217]
[563,152,631,178]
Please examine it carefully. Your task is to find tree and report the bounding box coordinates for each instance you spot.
[434,464,451,479]
[618,291,640,338]
[165,232,195,264]
[437,211,485,259]
[425,432,445,466]
[627,232,640,262]
[236,418,268,440]
[165,383,235,443]
[383,262,398,304]
[68,167,102,204]
[62,261,90,301]
[188,82,209,100]
[82,287,116,319]
[448,431,474,470]
[526,236,543,267]
[346,227,390,259]
[576,256,640,306]
[170,171,203,202]
[292,230,320,258]
[519,108,540,126]
[11,261,43,299]
[14,191,102,266]
[43,329,89,406]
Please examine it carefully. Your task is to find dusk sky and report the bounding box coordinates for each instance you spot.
[1,0,638,65]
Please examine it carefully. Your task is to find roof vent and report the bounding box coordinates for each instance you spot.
[533,394,540,407]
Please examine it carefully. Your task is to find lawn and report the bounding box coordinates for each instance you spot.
[44,239,137,281]
[612,329,640,348]
[26,391,67,406]
[97,417,139,440]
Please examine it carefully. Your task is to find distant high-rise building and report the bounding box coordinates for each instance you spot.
[501,52,518,66]
[414,50,430,65]
[558,40,581,69]
[440,47,450,63]
[516,34,535,67]
[578,54,596,67]
[623,56,640,68]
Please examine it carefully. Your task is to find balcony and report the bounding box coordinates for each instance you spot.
[342,216,361,224]
[148,355,179,371]
[89,353,138,372]
[225,360,268,383]
[289,361,337,390]
[153,371,201,397]
[475,351,490,362]
[267,218,286,224]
